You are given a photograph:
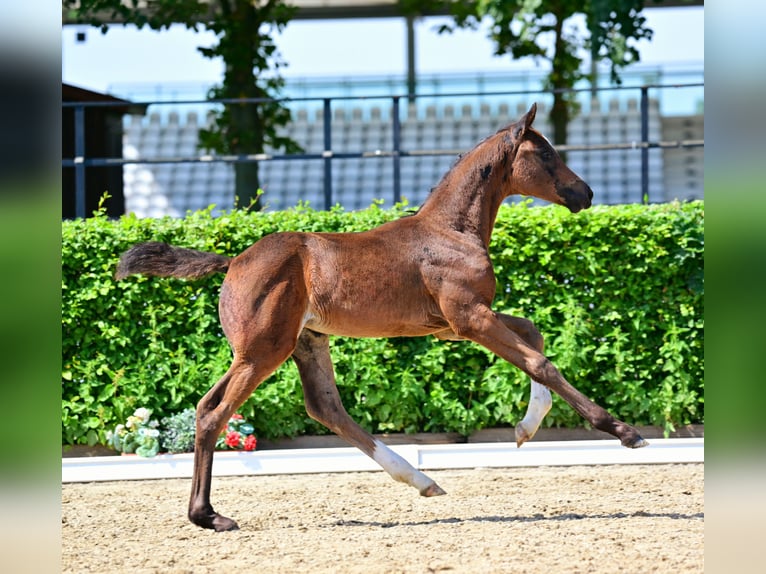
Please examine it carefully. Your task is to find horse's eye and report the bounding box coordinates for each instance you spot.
[540,149,553,162]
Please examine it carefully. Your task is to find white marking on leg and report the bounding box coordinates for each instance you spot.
[371,439,435,494]
[516,380,552,445]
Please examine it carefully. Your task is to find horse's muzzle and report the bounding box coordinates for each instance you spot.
[557,181,593,213]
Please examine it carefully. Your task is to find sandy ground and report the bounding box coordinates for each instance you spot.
[62,463,703,574]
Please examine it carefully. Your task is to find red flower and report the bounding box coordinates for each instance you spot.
[231,413,244,421]
[243,434,257,451]
[225,431,241,448]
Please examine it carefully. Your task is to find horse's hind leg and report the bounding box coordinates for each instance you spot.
[291,329,446,497]
[496,314,552,447]
[189,350,294,531]
[187,266,308,531]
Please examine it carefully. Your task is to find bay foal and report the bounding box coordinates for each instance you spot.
[116,103,648,531]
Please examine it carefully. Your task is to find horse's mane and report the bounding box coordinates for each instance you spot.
[409,126,512,215]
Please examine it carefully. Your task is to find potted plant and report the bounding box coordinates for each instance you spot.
[216,413,257,451]
[107,407,160,457]
[107,407,257,457]
[159,408,197,454]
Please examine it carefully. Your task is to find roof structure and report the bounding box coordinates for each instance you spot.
[62,0,703,25]
[63,83,145,111]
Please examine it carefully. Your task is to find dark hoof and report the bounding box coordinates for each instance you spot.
[622,435,649,449]
[212,515,240,532]
[190,510,240,532]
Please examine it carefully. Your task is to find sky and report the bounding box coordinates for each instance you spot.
[62,6,704,95]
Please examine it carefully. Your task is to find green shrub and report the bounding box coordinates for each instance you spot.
[62,200,703,445]
[159,408,197,454]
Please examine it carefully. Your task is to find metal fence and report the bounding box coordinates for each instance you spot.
[62,83,704,218]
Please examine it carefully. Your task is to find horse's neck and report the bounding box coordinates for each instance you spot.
[416,148,510,247]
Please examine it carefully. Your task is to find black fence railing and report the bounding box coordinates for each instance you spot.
[62,83,704,218]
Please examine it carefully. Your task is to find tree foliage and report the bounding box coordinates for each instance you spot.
[64,0,301,207]
[402,0,653,145]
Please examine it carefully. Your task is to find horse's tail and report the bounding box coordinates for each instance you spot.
[115,242,231,280]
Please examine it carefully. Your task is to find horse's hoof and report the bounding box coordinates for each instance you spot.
[515,424,531,448]
[213,515,240,532]
[622,436,649,449]
[420,482,447,497]
[190,510,240,532]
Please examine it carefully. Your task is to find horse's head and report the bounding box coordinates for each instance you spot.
[502,103,593,213]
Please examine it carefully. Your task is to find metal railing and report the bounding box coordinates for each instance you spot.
[62,83,704,218]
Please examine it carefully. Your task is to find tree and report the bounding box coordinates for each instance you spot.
[64,0,302,208]
[402,0,653,146]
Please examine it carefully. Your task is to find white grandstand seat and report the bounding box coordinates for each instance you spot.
[129,195,150,213]
[121,97,700,216]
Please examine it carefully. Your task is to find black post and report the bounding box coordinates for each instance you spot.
[74,105,86,218]
[640,86,649,204]
[392,96,402,205]
[406,16,416,104]
[323,98,332,210]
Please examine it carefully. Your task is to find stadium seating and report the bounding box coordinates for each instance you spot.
[122,99,703,217]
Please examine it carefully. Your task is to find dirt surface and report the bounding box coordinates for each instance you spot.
[62,463,703,573]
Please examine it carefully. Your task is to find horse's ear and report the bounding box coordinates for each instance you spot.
[524,103,537,129]
[511,103,536,140]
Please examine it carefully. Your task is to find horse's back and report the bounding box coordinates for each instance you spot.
[222,223,448,339]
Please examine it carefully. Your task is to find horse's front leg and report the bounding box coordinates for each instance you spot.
[495,315,551,448]
[292,329,446,497]
[435,314,551,447]
[515,381,552,446]
[447,304,648,449]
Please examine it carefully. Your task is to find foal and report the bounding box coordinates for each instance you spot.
[116,103,648,532]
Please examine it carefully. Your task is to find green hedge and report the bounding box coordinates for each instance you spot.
[62,200,704,446]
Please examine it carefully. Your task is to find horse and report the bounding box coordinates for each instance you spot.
[115,103,648,532]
